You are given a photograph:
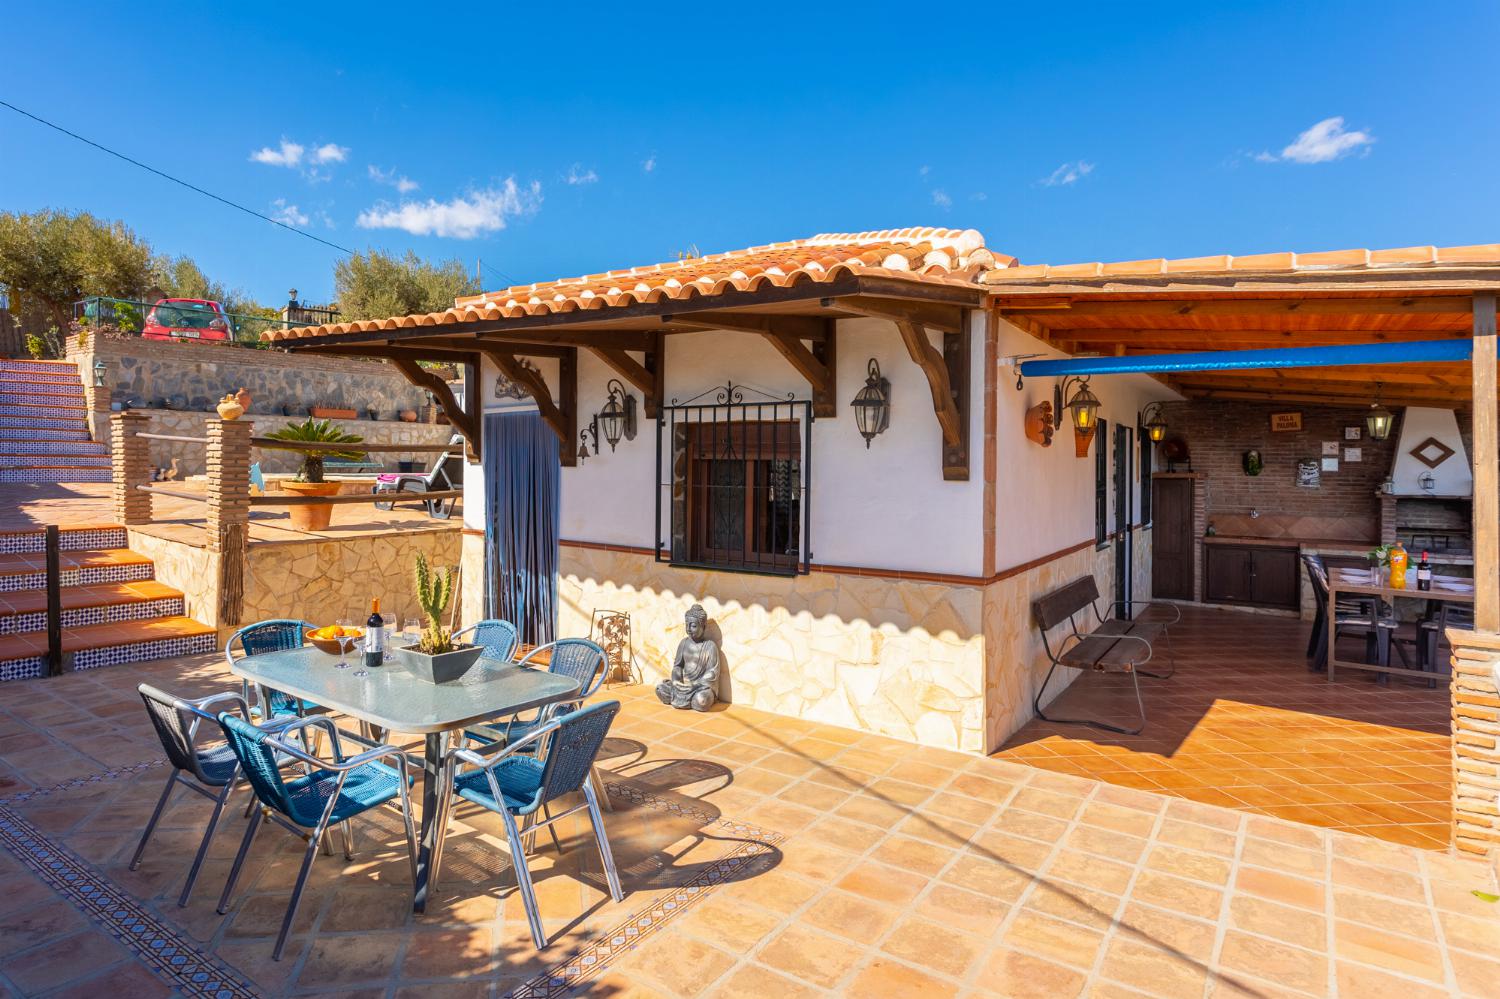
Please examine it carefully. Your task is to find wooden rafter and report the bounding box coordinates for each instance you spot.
[896,318,970,479]
[390,358,477,452]
[999,295,1474,321]
[831,296,964,334]
[589,345,661,417]
[659,311,827,340]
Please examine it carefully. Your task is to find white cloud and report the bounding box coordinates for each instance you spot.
[1264,116,1375,164]
[368,164,419,193]
[270,199,309,227]
[250,139,305,167]
[931,189,952,210]
[642,155,656,173]
[971,192,988,202]
[355,179,542,239]
[312,143,349,164]
[565,164,599,186]
[1040,161,1095,187]
[919,165,931,177]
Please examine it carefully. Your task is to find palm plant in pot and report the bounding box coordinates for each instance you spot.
[396,552,483,683]
[261,418,365,531]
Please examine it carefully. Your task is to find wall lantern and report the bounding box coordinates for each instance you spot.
[850,358,891,448]
[1366,382,1395,441]
[1055,375,1100,434]
[1142,402,1169,443]
[92,359,108,388]
[1419,470,1437,494]
[596,378,636,452]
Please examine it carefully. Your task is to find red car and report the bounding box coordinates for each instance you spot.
[142,298,232,340]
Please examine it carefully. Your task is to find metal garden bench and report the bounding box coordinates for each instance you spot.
[1031,575,1179,735]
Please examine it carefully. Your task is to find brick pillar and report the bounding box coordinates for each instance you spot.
[205,418,252,551]
[110,411,151,525]
[206,418,252,628]
[1452,629,1500,858]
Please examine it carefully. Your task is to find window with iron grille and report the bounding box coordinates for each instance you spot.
[1095,417,1109,548]
[657,383,812,575]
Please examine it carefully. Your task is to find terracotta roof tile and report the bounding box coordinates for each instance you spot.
[982,241,1500,284]
[266,227,1010,343]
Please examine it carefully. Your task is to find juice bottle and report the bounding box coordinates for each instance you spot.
[1388,542,1408,589]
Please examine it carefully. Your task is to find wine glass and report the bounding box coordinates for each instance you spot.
[403,617,422,650]
[334,616,357,669]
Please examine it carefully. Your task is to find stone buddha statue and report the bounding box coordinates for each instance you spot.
[656,604,720,711]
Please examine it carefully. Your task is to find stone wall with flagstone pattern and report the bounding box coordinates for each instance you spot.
[557,545,988,753]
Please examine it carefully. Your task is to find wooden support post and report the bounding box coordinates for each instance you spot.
[391,358,478,454]
[110,411,152,525]
[896,319,969,480]
[1473,293,1498,632]
[649,333,665,419]
[559,347,578,468]
[45,525,62,677]
[480,349,573,463]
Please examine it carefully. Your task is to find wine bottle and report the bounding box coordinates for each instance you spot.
[364,598,384,668]
[1417,551,1432,591]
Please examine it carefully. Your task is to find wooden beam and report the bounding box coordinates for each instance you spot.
[760,331,835,417]
[590,347,652,396]
[660,311,827,341]
[1473,292,1498,631]
[558,347,578,468]
[999,296,1474,321]
[1174,387,1460,408]
[391,358,477,452]
[831,296,964,334]
[479,349,572,461]
[897,319,968,479]
[1053,328,1471,344]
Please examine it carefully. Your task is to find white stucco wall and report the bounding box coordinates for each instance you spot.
[468,315,988,577]
[1390,406,1473,496]
[993,317,1173,571]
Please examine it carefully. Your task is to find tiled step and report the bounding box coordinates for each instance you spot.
[0,416,90,431]
[0,455,111,468]
[0,359,82,376]
[0,401,88,415]
[0,468,113,484]
[0,580,185,635]
[0,427,92,442]
[0,525,128,553]
[0,616,217,681]
[0,391,86,408]
[0,548,154,591]
[0,441,108,456]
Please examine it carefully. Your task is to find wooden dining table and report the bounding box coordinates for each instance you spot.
[229,647,581,912]
[1326,567,1475,682]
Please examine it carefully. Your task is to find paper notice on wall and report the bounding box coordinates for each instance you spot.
[1345,447,1362,462]
[1321,457,1339,472]
[1321,441,1340,457]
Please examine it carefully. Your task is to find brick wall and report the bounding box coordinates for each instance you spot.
[1162,401,1400,542]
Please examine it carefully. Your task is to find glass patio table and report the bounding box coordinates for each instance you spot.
[228,645,581,912]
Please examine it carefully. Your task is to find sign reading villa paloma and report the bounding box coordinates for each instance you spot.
[1269,411,1303,433]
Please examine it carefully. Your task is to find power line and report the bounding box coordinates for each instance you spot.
[0,98,356,255]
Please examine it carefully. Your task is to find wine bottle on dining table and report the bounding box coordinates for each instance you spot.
[364,598,384,669]
[1417,551,1432,591]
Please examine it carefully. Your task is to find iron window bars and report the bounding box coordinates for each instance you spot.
[656,381,813,576]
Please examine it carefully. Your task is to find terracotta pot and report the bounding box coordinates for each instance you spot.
[215,400,245,421]
[233,387,251,412]
[281,481,342,531]
[399,409,418,423]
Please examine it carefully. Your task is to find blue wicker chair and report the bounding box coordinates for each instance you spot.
[224,619,324,723]
[132,684,292,907]
[439,700,623,949]
[453,619,520,662]
[214,715,416,961]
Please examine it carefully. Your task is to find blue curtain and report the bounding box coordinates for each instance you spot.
[483,411,560,644]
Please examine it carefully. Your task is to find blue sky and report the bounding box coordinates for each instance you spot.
[4,1,1497,306]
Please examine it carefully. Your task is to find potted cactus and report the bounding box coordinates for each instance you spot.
[395,552,482,683]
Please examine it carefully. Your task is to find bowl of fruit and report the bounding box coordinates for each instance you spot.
[306,624,364,655]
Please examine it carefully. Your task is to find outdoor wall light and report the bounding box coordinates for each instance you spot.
[92,359,107,388]
[1366,382,1395,441]
[851,358,891,448]
[1055,375,1101,433]
[1142,401,1169,443]
[596,378,636,452]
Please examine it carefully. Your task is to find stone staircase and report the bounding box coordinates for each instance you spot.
[0,524,215,682]
[0,358,111,483]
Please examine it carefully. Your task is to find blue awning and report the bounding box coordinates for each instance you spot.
[1019,337,1475,378]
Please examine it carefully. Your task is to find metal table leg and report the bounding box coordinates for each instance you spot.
[412,731,448,913]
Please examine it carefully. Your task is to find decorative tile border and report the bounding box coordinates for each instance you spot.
[0,429,92,441]
[0,561,154,592]
[0,526,127,554]
[0,596,185,635]
[71,632,216,671]
[0,441,107,455]
[0,469,113,483]
[0,360,82,375]
[0,417,90,431]
[0,655,43,681]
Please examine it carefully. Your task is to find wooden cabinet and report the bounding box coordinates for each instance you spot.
[1203,544,1300,609]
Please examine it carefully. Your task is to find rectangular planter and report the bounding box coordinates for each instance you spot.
[395,643,484,684]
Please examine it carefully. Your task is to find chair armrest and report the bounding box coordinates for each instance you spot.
[517,642,556,669]
[271,716,347,762]
[183,691,253,724]
[448,719,557,769]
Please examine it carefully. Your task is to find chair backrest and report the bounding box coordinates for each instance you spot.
[535,700,620,807]
[229,619,316,715]
[218,713,314,825]
[1301,554,1329,602]
[459,619,520,661]
[546,638,608,700]
[139,684,225,785]
[1033,576,1101,631]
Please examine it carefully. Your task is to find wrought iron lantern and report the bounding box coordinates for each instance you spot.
[596,379,636,452]
[1056,376,1100,433]
[92,359,107,388]
[1366,382,1395,441]
[1142,401,1168,443]
[850,359,891,448]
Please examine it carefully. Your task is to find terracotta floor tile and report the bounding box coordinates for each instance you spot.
[1218,932,1328,996]
[1001,910,1106,970]
[1333,920,1447,982]
[757,923,864,989]
[1099,937,1209,999]
[880,914,982,979]
[845,956,954,999]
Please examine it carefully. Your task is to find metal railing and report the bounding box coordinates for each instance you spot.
[73,296,338,348]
